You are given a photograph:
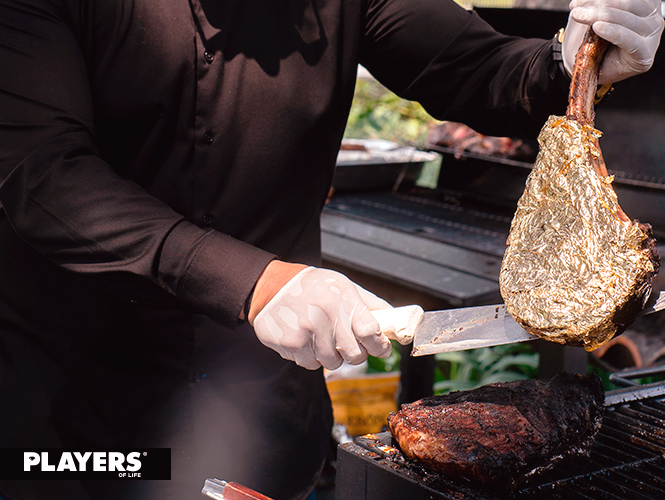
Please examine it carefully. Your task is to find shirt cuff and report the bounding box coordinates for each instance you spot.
[159,219,277,328]
[550,31,571,97]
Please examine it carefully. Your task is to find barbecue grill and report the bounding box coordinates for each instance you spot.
[323,5,665,497]
[335,366,665,499]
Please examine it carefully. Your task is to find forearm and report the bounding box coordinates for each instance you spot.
[0,139,276,327]
[361,0,570,139]
[405,34,570,139]
[247,261,307,324]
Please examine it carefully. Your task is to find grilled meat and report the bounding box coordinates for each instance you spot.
[387,372,605,488]
[499,29,659,350]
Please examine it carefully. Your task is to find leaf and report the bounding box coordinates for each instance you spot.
[432,342,539,395]
[457,363,477,383]
[366,341,402,373]
[433,380,478,394]
[435,352,467,364]
[484,354,540,376]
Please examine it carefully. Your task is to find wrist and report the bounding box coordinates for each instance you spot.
[551,28,572,96]
[553,28,569,76]
[248,260,308,325]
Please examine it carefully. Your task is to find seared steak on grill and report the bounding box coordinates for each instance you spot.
[387,373,604,488]
[499,29,659,350]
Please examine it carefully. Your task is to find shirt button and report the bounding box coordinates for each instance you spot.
[203,131,214,144]
[204,51,214,63]
[202,214,214,226]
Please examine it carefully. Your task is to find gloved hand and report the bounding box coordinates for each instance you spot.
[562,0,664,84]
[252,266,393,370]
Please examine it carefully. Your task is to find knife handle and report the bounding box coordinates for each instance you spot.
[371,305,424,345]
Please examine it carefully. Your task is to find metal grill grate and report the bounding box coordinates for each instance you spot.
[338,367,665,499]
[515,396,665,499]
[325,191,513,257]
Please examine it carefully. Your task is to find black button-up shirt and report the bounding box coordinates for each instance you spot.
[0,0,568,499]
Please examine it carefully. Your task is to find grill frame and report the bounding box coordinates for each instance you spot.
[335,367,665,500]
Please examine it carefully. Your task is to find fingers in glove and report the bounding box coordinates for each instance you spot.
[595,25,651,74]
[306,304,345,369]
[570,0,660,19]
[350,302,392,359]
[594,15,661,77]
[253,304,322,370]
[309,270,388,361]
[564,0,663,83]
[353,284,393,311]
[571,9,661,44]
[329,301,369,365]
[292,349,323,371]
[253,266,393,370]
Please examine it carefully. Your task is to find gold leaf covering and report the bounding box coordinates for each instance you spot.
[499,116,656,351]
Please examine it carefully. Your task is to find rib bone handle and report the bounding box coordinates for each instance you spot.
[567,28,609,126]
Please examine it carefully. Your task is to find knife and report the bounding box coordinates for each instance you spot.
[372,290,665,357]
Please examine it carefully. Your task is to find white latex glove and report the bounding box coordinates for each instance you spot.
[252,267,393,370]
[563,0,664,84]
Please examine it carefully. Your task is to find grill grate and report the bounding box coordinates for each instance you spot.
[325,191,514,257]
[338,367,665,499]
[514,396,665,499]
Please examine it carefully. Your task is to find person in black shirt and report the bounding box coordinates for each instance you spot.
[0,0,661,499]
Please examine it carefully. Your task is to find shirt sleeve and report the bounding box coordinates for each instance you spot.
[0,0,275,328]
[360,0,570,139]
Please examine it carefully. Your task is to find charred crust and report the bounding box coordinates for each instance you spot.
[611,224,659,335]
[638,222,660,272]
[388,374,605,488]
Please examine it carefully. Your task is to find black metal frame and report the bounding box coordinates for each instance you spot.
[605,365,665,405]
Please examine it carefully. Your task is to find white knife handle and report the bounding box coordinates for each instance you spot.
[371,305,424,345]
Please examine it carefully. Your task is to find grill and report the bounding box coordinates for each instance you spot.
[335,367,665,499]
[324,8,665,490]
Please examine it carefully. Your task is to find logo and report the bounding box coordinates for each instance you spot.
[0,449,170,480]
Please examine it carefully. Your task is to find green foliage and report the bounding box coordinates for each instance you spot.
[366,340,402,374]
[586,364,620,391]
[433,343,540,394]
[587,363,665,391]
[366,341,540,396]
[344,79,439,146]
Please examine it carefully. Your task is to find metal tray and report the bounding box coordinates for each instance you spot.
[334,139,438,191]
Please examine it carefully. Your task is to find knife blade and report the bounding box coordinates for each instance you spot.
[372,290,665,357]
